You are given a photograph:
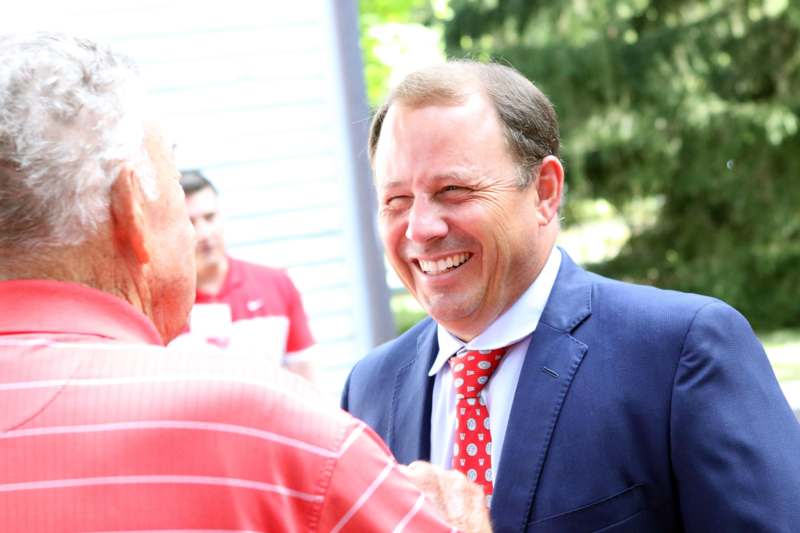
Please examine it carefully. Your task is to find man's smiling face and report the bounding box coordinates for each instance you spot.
[374,92,545,341]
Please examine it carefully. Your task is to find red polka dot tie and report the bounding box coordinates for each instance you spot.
[449,346,507,501]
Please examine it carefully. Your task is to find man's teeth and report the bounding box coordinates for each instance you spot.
[419,253,470,275]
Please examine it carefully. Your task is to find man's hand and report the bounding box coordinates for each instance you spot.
[400,461,492,533]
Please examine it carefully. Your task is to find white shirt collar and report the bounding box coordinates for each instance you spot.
[428,247,562,376]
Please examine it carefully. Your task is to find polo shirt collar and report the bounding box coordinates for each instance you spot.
[429,246,562,376]
[0,279,163,345]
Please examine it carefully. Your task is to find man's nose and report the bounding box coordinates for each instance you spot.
[405,199,448,242]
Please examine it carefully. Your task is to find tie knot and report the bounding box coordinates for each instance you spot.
[449,347,507,399]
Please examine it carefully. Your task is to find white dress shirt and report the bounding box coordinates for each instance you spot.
[429,247,562,480]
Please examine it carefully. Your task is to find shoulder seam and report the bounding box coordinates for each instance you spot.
[307,418,353,532]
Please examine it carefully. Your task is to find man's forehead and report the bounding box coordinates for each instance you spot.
[375,94,500,162]
[186,187,220,210]
[383,92,496,141]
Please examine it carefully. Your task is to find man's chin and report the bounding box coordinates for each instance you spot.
[196,252,222,269]
[425,301,481,333]
[160,320,186,345]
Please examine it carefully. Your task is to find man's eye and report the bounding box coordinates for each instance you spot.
[440,185,468,195]
[386,196,411,208]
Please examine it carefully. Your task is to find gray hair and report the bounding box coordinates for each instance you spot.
[0,32,155,251]
[368,60,560,188]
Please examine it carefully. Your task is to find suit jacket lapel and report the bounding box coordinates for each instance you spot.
[491,251,592,531]
[388,320,438,463]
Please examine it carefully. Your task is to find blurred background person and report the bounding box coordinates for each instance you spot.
[178,169,316,381]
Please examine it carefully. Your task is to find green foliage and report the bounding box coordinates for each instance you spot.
[391,291,428,334]
[443,0,800,329]
[359,0,434,106]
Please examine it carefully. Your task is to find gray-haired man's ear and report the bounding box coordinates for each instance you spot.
[110,166,151,265]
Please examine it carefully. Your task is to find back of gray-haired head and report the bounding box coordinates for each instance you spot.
[0,32,154,251]
[368,60,560,187]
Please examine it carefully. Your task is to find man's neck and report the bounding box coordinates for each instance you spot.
[196,255,229,295]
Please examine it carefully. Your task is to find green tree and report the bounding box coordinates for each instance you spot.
[360,0,438,106]
[443,0,800,329]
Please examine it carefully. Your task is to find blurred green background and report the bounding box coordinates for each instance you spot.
[359,0,799,379]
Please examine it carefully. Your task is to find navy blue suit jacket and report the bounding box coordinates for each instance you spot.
[342,252,800,532]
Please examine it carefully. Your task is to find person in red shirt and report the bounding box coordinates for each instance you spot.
[0,31,491,533]
[178,169,317,381]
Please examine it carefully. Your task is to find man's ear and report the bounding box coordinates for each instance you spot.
[110,165,150,264]
[534,155,564,225]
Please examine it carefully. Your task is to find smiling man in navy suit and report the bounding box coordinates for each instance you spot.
[342,60,800,532]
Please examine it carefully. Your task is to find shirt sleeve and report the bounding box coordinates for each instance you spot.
[314,421,457,533]
[282,273,315,355]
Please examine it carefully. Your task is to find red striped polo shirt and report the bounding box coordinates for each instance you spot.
[0,280,456,532]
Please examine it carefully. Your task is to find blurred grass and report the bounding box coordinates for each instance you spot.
[390,293,800,384]
[760,329,800,383]
[774,364,800,382]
